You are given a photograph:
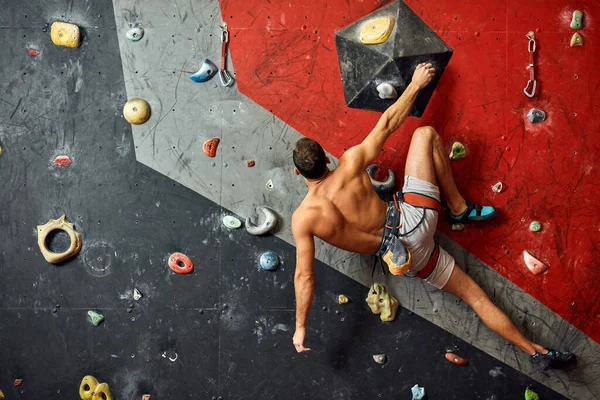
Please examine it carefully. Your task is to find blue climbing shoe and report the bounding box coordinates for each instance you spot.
[530,349,576,370]
[447,200,497,224]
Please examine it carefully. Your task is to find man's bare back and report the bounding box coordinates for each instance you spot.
[293,158,386,255]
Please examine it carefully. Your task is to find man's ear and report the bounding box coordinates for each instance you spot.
[294,167,300,176]
[325,156,331,164]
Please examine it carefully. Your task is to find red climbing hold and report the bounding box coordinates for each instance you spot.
[203,138,220,158]
[27,48,40,56]
[246,160,255,167]
[168,252,194,274]
[14,379,23,387]
[445,352,468,366]
[142,395,152,400]
[53,156,72,166]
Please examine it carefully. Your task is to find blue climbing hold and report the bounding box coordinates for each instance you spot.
[190,59,218,83]
[259,251,280,271]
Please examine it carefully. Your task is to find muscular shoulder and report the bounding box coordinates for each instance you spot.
[292,203,319,237]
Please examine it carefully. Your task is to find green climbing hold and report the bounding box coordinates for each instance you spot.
[449,142,466,160]
[88,310,104,326]
[525,387,540,400]
[530,221,542,232]
[570,10,583,30]
[223,215,242,229]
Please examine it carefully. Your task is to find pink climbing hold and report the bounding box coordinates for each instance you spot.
[14,379,23,387]
[53,156,72,166]
[246,160,255,167]
[524,250,547,275]
[142,395,151,400]
[27,48,40,56]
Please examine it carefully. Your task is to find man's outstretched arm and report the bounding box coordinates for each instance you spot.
[343,63,436,168]
[292,213,316,353]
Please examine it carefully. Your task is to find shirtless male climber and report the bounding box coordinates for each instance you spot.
[290,63,575,370]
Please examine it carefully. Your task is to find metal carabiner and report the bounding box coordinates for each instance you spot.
[523,31,536,97]
[218,22,234,87]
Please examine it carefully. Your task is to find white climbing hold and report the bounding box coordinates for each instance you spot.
[523,250,548,275]
[373,354,386,364]
[376,83,398,100]
[452,223,465,231]
[265,179,274,191]
[223,215,242,229]
[491,182,503,193]
[133,288,142,301]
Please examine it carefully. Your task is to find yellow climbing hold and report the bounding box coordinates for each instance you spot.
[360,17,395,44]
[338,294,349,304]
[79,376,99,400]
[0,389,4,400]
[570,32,583,47]
[123,98,151,125]
[50,21,81,48]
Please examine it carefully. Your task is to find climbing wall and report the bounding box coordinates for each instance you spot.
[220,0,600,344]
[0,0,598,399]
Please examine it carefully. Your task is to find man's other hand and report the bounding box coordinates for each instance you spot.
[411,63,436,89]
[293,327,311,353]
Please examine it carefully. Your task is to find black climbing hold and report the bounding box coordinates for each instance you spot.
[335,0,453,116]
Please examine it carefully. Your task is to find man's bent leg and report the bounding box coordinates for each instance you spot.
[441,264,544,355]
[405,126,466,215]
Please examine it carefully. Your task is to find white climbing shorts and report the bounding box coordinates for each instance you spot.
[395,176,455,289]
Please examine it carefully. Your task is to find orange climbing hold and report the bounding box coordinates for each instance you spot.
[27,48,40,56]
[445,352,468,366]
[168,252,194,274]
[246,160,255,167]
[203,138,220,157]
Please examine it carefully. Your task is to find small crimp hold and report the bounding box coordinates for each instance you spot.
[525,387,540,400]
[491,182,503,193]
[529,221,542,232]
[203,138,220,157]
[169,252,194,274]
[570,10,583,30]
[88,310,104,326]
[445,352,468,365]
[245,206,278,235]
[265,179,274,191]
[411,384,426,400]
[142,395,152,400]
[133,288,143,301]
[376,83,398,99]
[449,142,466,160]
[338,294,349,304]
[223,215,242,229]
[366,164,395,195]
[523,250,547,275]
[27,48,40,56]
[527,108,546,123]
[53,155,72,166]
[451,223,465,231]
[126,26,144,42]
[372,354,386,364]
[259,251,280,271]
[246,160,255,167]
[14,379,23,387]
[190,59,218,83]
[570,32,583,47]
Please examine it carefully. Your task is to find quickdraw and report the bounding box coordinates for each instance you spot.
[523,31,537,98]
[219,22,234,87]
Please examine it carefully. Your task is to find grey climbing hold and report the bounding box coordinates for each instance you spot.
[373,354,386,364]
[376,83,398,100]
[259,251,280,271]
[126,26,144,42]
[88,310,104,326]
[245,206,278,236]
[223,215,242,229]
[449,142,466,160]
[527,108,546,123]
[366,164,395,195]
[571,10,583,30]
[133,288,143,301]
[190,59,218,83]
[411,384,426,400]
[529,221,542,232]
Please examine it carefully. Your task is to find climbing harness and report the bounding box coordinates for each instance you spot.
[372,192,442,277]
[523,31,536,98]
[219,22,234,87]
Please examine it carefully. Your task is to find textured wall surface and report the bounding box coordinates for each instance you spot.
[0,0,597,398]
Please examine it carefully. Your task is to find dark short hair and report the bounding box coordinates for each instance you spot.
[293,138,327,179]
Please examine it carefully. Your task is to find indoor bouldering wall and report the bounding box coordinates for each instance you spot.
[0,0,598,399]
